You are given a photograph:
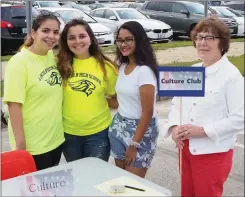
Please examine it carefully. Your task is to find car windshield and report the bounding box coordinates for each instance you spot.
[56,10,96,23]
[225,3,245,12]
[226,7,243,17]
[76,4,91,11]
[116,9,147,19]
[187,2,211,15]
[39,1,61,7]
[96,4,104,8]
[214,7,237,17]
[11,6,26,17]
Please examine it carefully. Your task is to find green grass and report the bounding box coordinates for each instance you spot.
[1,55,13,62]
[100,40,195,54]
[102,37,244,54]
[1,80,4,98]
[229,54,245,76]
[160,54,245,76]
[2,38,244,61]
[231,37,245,42]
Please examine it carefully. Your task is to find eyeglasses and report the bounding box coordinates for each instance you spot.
[194,35,220,43]
[115,38,134,46]
[38,10,60,18]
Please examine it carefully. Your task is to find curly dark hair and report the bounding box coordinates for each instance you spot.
[115,21,158,79]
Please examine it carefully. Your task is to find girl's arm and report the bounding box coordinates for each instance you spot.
[132,84,155,143]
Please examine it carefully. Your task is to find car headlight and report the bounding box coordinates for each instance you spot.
[144,28,151,33]
[106,30,112,35]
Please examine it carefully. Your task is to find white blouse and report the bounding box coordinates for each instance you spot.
[164,55,244,155]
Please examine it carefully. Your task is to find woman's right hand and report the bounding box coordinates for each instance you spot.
[171,126,184,149]
[106,95,118,109]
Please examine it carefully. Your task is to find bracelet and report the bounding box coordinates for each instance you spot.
[128,138,141,148]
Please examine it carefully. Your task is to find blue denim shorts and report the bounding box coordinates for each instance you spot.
[108,113,159,168]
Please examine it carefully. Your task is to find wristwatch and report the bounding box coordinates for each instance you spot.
[128,138,141,148]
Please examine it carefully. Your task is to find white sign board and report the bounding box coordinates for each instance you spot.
[158,66,205,97]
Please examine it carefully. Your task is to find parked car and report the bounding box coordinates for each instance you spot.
[115,2,143,9]
[36,7,114,46]
[88,3,117,10]
[140,1,238,38]
[61,1,91,14]
[89,8,173,43]
[210,6,244,37]
[77,1,99,4]
[1,1,25,5]
[1,3,38,55]
[32,1,61,9]
[199,1,225,6]
[78,1,118,5]
[223,1,244,15]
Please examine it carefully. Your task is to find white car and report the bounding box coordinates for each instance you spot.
[61,2,92,14]
[37,8,114,46]
[210,6,244,37]
[33,1,61,9]
[89,8,173,43]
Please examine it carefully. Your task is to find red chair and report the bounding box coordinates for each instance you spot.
[1,150,37,181]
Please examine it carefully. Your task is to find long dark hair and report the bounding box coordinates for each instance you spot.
[20,10,60,49]
[115,21,158,79]
[57,18,116,82]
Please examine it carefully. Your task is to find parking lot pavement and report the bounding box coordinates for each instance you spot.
[1,99,244,196]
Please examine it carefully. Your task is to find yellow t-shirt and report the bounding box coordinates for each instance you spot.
[3,48,65,155]
[63,56,117,136]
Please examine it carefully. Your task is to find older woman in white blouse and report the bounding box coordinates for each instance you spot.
[165,17,244,197]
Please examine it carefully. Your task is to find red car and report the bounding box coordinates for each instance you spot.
[1,3,37,55]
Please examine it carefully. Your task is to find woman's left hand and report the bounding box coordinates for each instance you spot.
[125,146,137,166]
[177,124,206,140]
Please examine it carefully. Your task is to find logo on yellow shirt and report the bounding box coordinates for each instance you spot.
[45,72,62,86]
[39,66,62,86]
[68,80,96,96]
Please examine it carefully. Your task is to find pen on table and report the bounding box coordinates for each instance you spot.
[124,185,145,192]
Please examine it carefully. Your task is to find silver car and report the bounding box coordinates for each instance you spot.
[89,8,173,43]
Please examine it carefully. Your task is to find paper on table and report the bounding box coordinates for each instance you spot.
[94,176,167,196]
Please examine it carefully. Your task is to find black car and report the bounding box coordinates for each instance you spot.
[1,3,37,55]
[140,1,238,38]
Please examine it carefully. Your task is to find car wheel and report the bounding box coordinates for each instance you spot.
[173,34,179,40]
[1,49,7,56]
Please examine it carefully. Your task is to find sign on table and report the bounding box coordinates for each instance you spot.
[18,169,74,196]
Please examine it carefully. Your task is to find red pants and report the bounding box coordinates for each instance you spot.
[180,140,233,197]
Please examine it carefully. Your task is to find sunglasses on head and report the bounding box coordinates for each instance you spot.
[38,10,60,18]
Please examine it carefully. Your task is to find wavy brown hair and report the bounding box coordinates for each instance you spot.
[191,17,231,56]
[57,19,116,82]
